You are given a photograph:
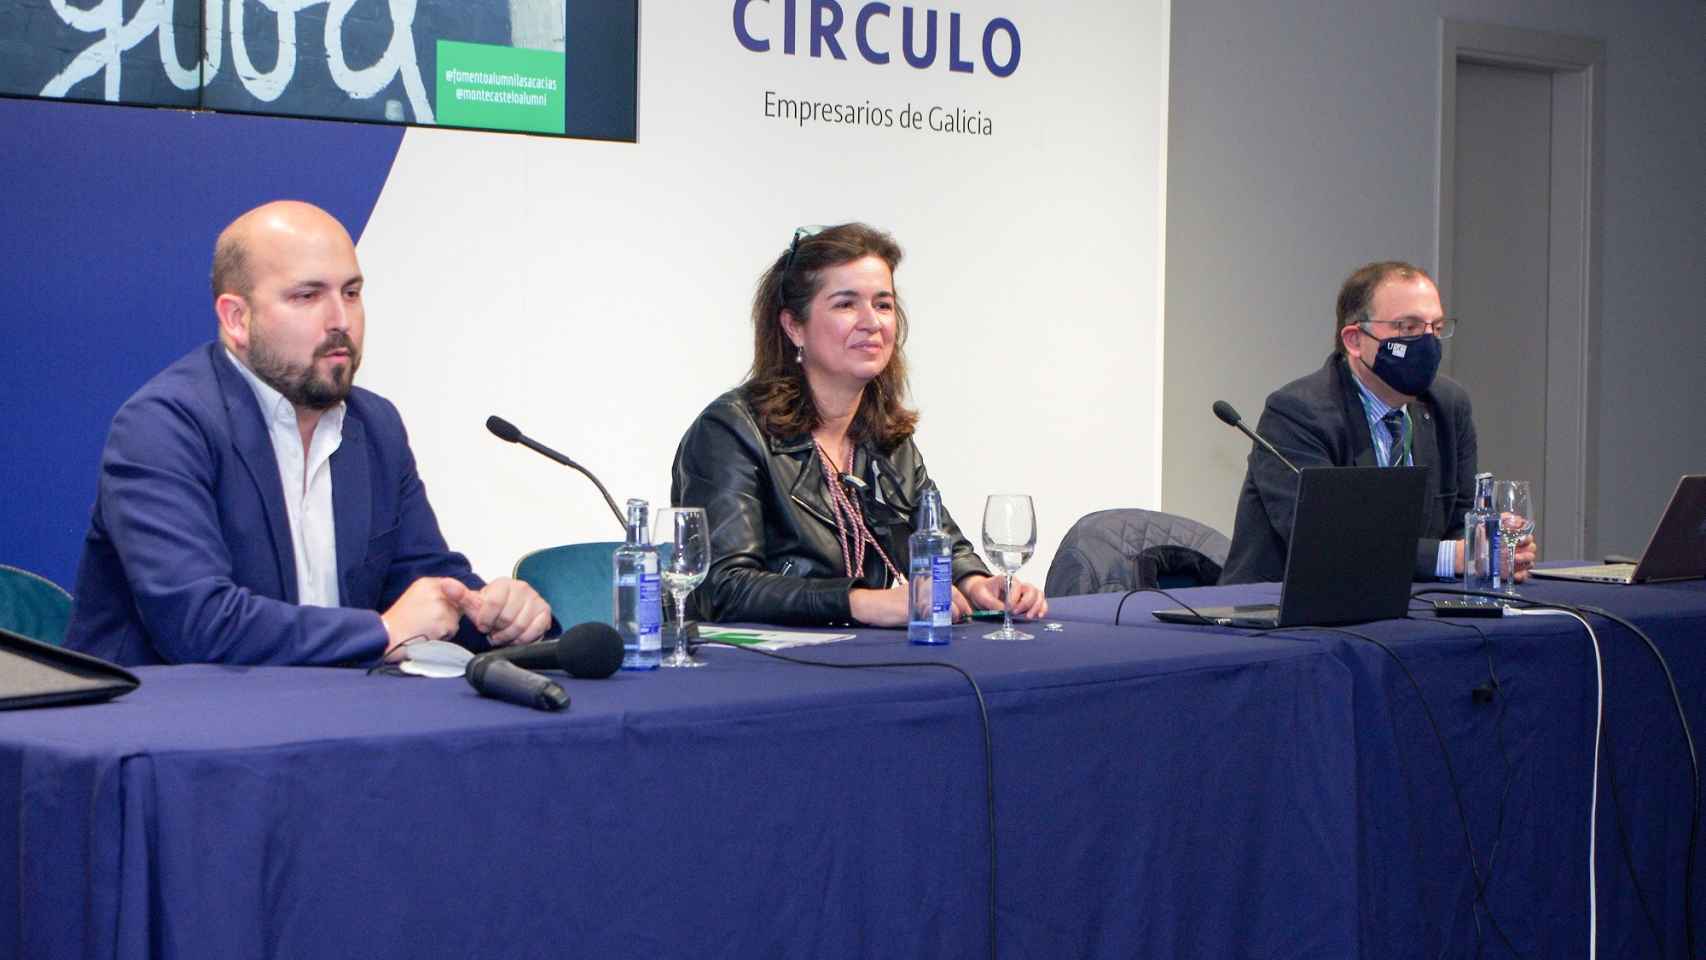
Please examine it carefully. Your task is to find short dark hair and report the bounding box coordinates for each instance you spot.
[1334,260,1435,354]
[210,230,252,302]
[744,222,918,448]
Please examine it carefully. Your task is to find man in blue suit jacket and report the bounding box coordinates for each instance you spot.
[65,201,552,666]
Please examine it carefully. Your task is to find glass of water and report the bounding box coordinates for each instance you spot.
[981,494,1036,640]
[1495,480,1535,597]
[654,507,709,667]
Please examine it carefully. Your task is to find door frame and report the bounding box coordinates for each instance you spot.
[1437,19,1604,559]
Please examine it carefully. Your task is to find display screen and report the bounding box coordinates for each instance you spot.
[0,0,636,140]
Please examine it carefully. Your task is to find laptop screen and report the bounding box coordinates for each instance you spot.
[1277,466,1427,626]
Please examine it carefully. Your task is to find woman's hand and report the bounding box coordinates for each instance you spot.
[853,575,1050,627]
[958,574,1048,619]
[849,583,911,627]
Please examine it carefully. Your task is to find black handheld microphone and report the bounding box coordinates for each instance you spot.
[485,415,626,531]
[479,622,625,679]
[1212,400,1301,475]
[465,656,570,711]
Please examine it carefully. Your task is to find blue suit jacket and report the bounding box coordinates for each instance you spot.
[64,343,486,666]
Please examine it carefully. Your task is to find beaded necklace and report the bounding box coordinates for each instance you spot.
[813,439,903,583]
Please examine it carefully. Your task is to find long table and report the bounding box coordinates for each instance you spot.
[1,621,1360,960]
[1048,577,1706,959]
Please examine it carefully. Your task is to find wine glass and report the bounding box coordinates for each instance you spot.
[981,494,1037,640]
[1494,480,1535,597]
[654,507,709,667]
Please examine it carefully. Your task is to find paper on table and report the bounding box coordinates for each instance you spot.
[694,628,854,652]
[396,640,474,678]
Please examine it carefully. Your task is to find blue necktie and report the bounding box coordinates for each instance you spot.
[1381,410,1407,466]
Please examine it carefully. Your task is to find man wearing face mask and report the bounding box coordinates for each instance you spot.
[1220,260,1537,585]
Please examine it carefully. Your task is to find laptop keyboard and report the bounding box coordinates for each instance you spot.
[1557,563,1636,581]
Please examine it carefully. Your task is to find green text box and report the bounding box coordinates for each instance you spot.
[436,40,565,135]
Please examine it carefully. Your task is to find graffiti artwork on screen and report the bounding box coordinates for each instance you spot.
[1,0,576,137]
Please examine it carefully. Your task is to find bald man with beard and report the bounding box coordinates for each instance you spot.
[65,201,553,666]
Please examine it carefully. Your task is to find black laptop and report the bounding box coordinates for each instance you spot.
[1155,466,1427,628]
[0,628,140,710]
[1531,474,1706,585]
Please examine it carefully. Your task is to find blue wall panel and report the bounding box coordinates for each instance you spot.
[0,97,403,589]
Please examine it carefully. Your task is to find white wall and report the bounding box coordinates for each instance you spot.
[1162,0,1706,558]
[356,1,1171,587]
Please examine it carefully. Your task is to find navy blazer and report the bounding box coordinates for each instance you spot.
[1219,354,1478,585]
[64,343,485,666]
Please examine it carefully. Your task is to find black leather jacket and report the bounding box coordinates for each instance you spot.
[670,389,989,625]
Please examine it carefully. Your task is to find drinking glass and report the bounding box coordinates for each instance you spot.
[981,494,1037,640]
[654,507,709,667]
[1494,480,1535,597]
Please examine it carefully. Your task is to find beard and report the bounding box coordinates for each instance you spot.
[248,328,361,410]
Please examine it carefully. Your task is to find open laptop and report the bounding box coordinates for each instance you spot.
[1531,474,1706,584]
[1154,466,1427,628]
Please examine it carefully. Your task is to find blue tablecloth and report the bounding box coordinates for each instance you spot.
[1,621,1358,960]
[1050,577,1706,959]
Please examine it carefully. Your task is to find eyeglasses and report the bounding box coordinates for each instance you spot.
[776,225,827,307]
[1358,317,1458,340]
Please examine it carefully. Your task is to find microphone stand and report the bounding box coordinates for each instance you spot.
[486,416,627,531]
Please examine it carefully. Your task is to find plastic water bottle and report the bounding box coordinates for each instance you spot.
[908,485,953,645]
[614,498,662,670]
[1463,472,1501,596]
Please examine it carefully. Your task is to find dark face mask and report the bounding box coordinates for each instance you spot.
[1360,332,1441,397]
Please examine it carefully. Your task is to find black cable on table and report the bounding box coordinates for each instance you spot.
[1269,620,1524,957]
[1112,584,1522,952]
[690,639,1001,960]
[1567,600,1698,960]
[1405,612,1519,959]
[1412,613,1535,954]
[1418,587,1701,959]
[1112,586,1215,626]
[1602,717,1667,955]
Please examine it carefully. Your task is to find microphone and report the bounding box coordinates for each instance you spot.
[465,657,569,711]
[485,415,625,531]
[478,622,625,679]
[1212,400,1301,475]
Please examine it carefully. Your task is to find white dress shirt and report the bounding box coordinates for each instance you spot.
[226,349,346,607]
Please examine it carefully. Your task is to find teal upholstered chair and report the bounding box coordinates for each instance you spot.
[513,542,675,629]
[514,542,621,628]
[0,564,75,646]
